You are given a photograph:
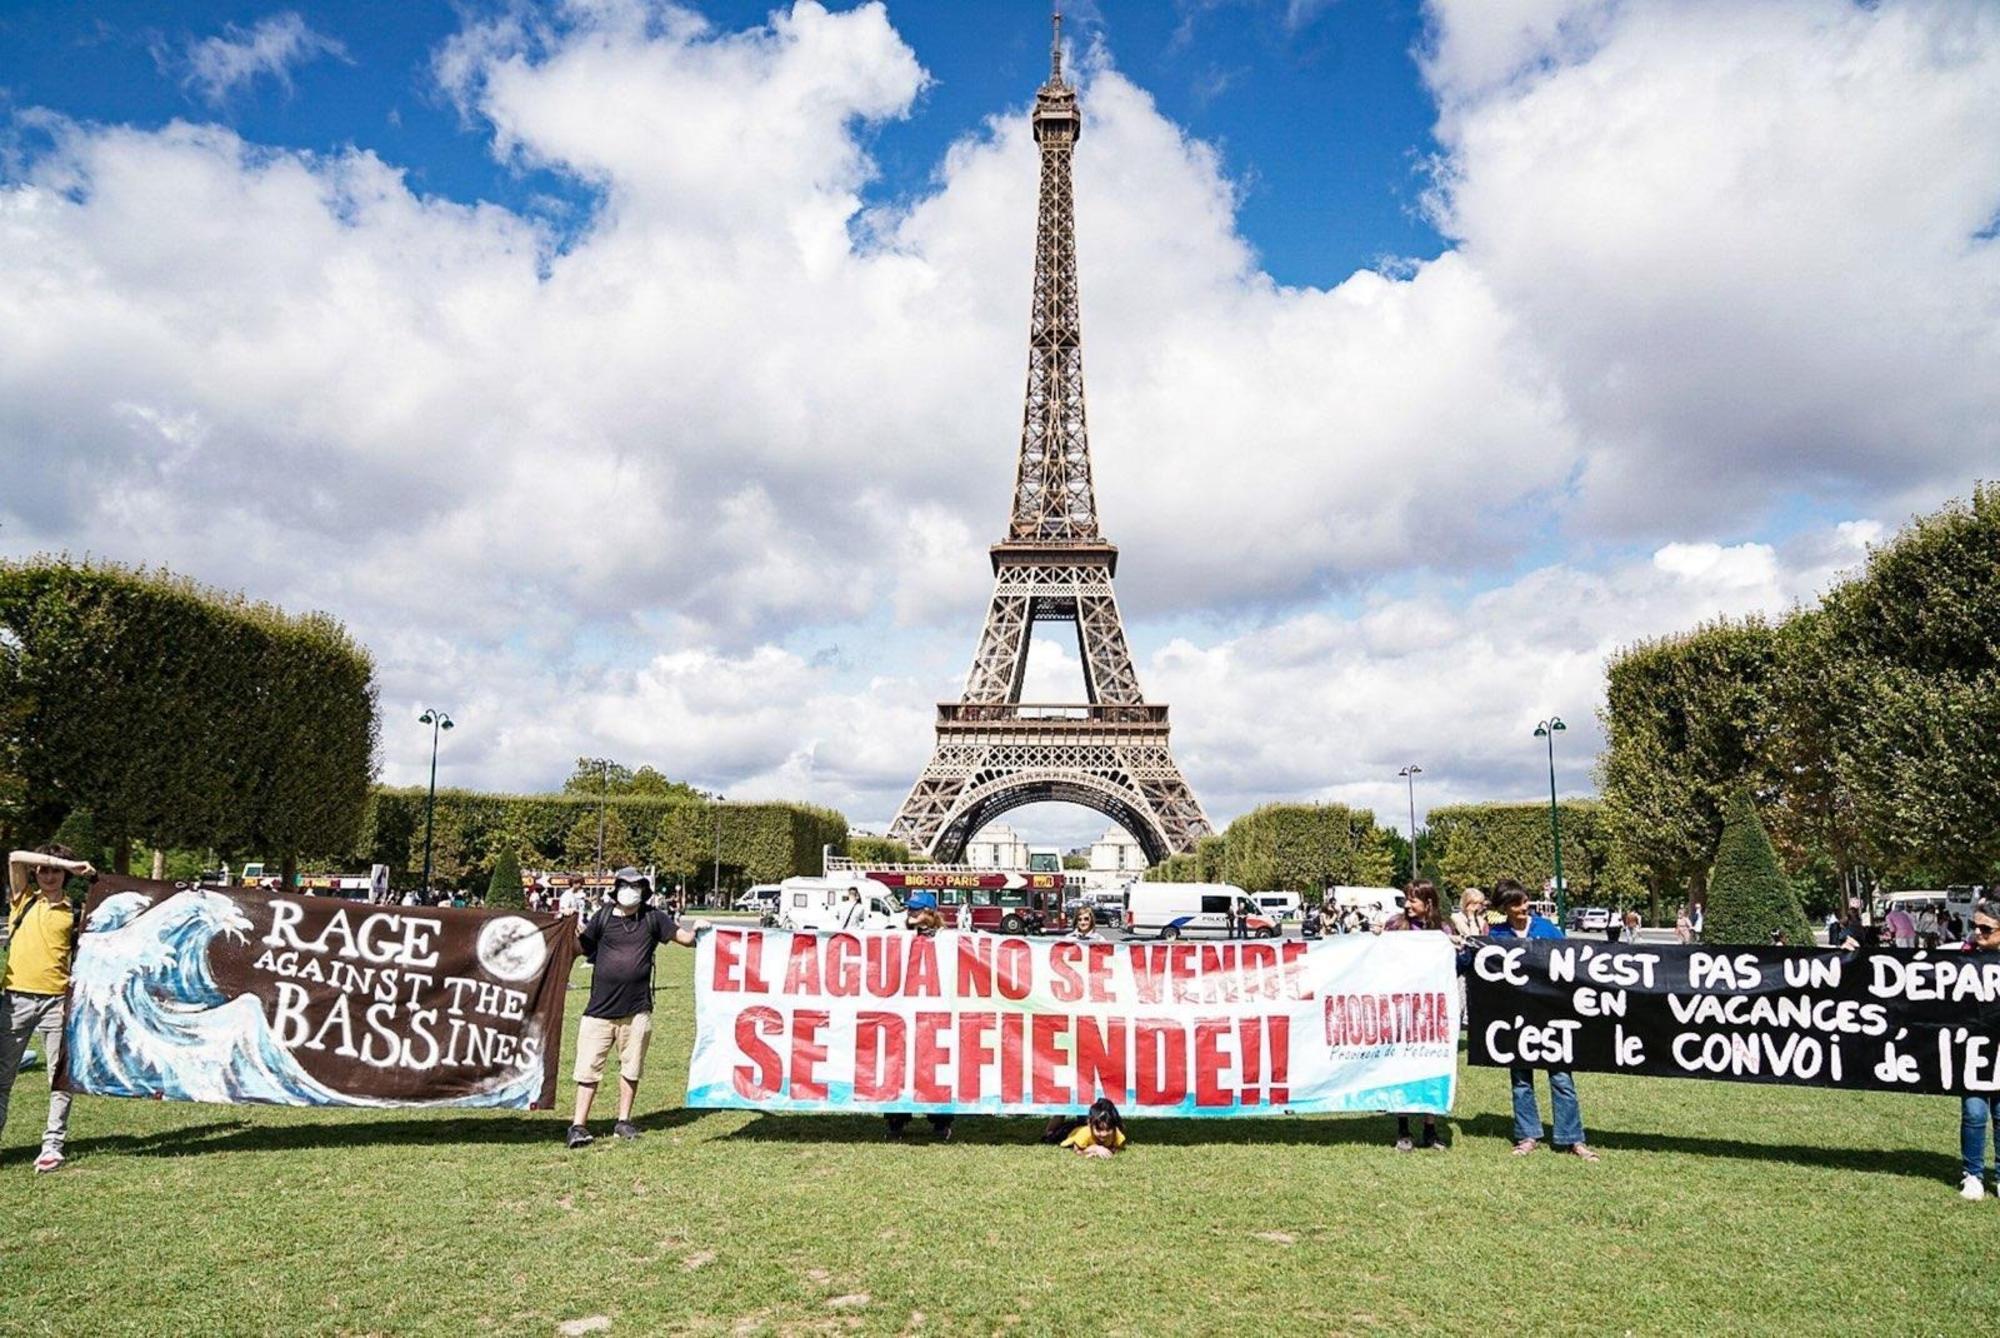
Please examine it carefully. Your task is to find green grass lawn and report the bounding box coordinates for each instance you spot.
[3,946,1996,1336]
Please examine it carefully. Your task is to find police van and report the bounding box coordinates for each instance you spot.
[1126,883,1278,939]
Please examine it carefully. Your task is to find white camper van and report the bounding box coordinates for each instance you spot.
[1126,883,1278,939]
[777,875,903,932]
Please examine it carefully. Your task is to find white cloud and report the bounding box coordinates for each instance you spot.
[3,0,1996,847]
[182,12,349,106]
[1422,0,2000,538]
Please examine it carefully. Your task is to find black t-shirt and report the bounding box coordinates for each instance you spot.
[581,907,680,1018]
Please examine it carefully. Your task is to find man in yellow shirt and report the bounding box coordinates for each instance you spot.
[3,843,95,1173]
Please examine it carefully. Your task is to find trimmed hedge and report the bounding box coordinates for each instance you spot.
[1142,805,1394,892]
[0,558,377,872]
[1427,801,1638,907]
[356,787,848,893]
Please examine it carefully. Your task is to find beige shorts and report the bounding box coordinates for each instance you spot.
[573,1012,654,1085]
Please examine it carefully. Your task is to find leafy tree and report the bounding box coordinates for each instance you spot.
[1382,828,1439,886]
[355,787,846,887]
[564,757,633,796]
[1598,619,1777,916]
[486,845,525,909]
[51,806,107,881]
[1061,853,1089,870]
[564,808,636,872]
[1218,803,1393,891]
[1428,802,1637,907]
[562,758,703,803]
[848,835,912,866]
[1705,788,1816,946]
[1805,486,2000,883]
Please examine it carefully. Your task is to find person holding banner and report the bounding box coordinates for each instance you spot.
[1489,881,1598,1161]
[1383,882,1447,1152]
[567,867,708,1150]
[2,844,94,1173]
[1958,900,2000,1200]
[885,894,955,1142]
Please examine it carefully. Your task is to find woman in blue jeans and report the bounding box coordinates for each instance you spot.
[1959,901,2000,1199]
[1487,881,1599,1161]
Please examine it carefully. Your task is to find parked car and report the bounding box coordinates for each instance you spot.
[1126,883,1278,939]
[1571,906,1612,933]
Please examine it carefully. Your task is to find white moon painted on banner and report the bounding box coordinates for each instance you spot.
[477,916,547,983]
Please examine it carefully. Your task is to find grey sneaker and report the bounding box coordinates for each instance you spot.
[566,1124,593,1149]
[613,1120,642,1141]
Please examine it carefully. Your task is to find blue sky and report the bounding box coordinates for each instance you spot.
[2,0,1996,851]
[1,0,1445,286]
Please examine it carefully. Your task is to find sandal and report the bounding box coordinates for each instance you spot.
[1567,1143,1600,1162]
[1511,1138,1538,1156]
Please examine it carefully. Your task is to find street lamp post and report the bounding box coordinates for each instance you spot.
[594,758,611,875]
[1534,718,1568,923]
[712,794,727,909]
[1398,764,1423,883]
[417,708,455,895]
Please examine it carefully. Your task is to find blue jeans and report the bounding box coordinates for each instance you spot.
[1963,1097,1996,1181]
[1511,1066,1584,1146]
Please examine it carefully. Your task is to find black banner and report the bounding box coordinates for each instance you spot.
[1466,940,2000,1096]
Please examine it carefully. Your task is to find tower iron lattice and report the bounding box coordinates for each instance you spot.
[888,17,1212,865]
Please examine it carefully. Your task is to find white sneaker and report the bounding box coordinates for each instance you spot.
[1961,1175,1985,1201]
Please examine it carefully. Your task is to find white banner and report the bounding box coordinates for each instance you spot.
[687,929,1458,1117]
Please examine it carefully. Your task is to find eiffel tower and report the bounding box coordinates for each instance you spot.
[889,16,1212,866]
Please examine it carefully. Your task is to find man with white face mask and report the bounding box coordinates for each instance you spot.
[567,867,707,1148]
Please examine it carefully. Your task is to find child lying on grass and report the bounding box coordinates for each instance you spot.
[1060,1099,1127,1159]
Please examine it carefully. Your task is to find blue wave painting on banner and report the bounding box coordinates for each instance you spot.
[59,878,577,1110]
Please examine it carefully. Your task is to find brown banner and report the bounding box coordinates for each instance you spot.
[57,877,577,1109]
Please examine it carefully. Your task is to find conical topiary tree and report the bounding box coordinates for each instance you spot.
[1705,788,1816,946]
[486,845,525,910]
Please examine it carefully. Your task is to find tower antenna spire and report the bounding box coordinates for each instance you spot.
[1050,9,1063,83]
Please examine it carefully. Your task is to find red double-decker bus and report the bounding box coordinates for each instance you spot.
[864,870,1072,934]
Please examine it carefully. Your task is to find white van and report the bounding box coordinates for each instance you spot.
[777,876,903,932]
[1326,886,1404,929]
[733,884,782,913]
[1127,883,1278,940]
[1252,892,1302,921]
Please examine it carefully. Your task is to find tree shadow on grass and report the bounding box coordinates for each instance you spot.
[723,1111,1427,1149]
[73,1106,709,1159]
[1454,1112,1960,1181]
